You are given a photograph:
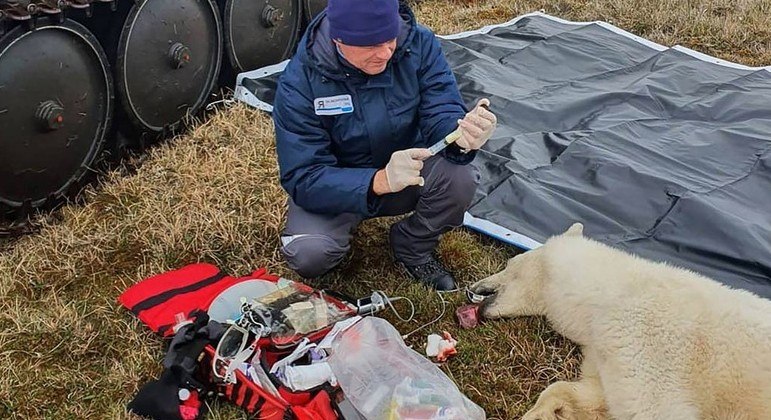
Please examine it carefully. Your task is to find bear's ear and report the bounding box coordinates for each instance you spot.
[565,223,584,237]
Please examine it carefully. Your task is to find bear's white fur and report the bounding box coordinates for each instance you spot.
[471,223,771,420]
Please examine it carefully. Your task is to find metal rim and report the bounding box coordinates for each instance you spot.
[116,0,223,133]
[302,0,326,25]
[224,0,301,74]
[0,18,113,211]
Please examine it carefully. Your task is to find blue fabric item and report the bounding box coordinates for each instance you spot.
[327,0,400,46]
[273,4,474,216]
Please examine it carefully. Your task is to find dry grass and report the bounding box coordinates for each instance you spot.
[1,0,768,418]
[416,0,771,66]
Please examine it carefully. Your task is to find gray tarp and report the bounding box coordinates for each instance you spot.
[235,13,771,299]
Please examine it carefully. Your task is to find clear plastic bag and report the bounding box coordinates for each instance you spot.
[326,317,485,420]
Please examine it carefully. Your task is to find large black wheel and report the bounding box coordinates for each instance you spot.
[0,18,113,216]
[115,0,222,134]
[302,0,327,25]
[219,0,302,85]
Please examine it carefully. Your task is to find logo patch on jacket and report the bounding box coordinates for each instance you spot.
[314,94,354,115]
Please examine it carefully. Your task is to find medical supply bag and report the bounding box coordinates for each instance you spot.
[119,263,358,420]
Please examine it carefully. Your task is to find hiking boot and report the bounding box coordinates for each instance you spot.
[398,257,457,291]
[388,223,457,291]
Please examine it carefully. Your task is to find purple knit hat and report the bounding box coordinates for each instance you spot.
[327,0,401,46]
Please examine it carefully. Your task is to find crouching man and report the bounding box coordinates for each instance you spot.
[272,0,497,290]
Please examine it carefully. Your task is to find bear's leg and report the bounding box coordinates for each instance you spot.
[522,353,608,420]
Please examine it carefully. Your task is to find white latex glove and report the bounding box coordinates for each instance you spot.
[384,148,432,193]
[456,98,497,151]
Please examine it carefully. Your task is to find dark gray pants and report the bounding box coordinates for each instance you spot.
[280,156,480,278]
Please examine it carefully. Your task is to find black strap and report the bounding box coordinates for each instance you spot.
[242,386,254,408]
[252,395,266,414]
[131,272,227,315]
[282,407,296,420]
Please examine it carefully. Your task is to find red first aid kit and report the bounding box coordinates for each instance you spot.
[119,263,358,420]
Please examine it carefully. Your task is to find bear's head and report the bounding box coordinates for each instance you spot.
[470,223,584,319]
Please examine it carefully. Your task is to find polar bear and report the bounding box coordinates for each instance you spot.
[471,223,771,420]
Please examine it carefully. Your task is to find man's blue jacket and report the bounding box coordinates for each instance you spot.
[273,4,474,216]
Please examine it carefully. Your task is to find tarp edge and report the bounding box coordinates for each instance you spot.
[235,60,291,112]
[462,212,542,250]
[671,45,771,71]
[437,10,669,53]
